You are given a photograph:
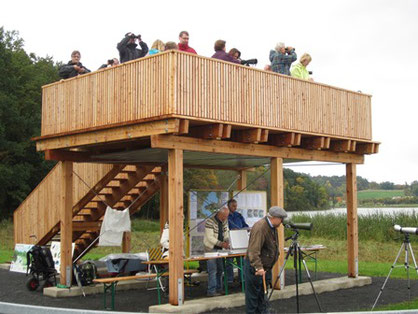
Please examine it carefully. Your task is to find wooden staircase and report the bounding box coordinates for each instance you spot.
[14,163,163,260]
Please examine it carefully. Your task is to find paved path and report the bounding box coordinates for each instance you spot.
[0,268,416,313]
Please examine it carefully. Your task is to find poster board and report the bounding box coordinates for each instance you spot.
[50,241,76,273]
[188,190,229,256]
[188,190,267,256]
[233,191,267,228]
[9,244,34,273]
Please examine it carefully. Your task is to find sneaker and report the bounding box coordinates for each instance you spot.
[207,292,222,297]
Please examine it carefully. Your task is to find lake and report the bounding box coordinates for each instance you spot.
[287,207,418,218]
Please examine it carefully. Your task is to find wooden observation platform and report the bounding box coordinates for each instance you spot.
[14,50,378,305]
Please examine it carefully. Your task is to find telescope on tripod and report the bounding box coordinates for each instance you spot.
[371,224,418,310]
[268,221,323,313]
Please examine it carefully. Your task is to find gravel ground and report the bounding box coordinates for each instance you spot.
[0,268,417,313]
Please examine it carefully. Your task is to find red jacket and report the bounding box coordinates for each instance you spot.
[178,43,197,54]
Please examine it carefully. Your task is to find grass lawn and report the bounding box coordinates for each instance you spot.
[358,189,404,200]
[374,298,418,311]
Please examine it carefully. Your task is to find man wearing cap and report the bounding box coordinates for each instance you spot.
[244,206,287,313]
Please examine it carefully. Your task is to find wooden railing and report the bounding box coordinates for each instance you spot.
[14,162,112,244]
[40,51,372,141]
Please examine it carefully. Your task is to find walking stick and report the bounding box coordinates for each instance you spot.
[262,273,271,312]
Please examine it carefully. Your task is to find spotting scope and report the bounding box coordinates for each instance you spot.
[394,225,418,235]
[284,221,313,231]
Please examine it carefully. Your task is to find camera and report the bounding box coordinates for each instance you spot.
[284,221,313,231]
[240,59,258,66]
[394,224,418,235]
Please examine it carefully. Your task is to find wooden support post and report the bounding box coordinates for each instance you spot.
[122,232,131,253]
[168,150,184,305]
[160,168,169,234]
[237,170,247,191]
[60,161,73,286]
[271,158,285,289]
[346,163,359,278]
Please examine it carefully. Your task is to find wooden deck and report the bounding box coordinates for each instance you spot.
[36,50,377,154]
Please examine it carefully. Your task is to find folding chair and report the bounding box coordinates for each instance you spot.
[147,247,168,300]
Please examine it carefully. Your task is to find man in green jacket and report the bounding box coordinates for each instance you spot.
[245,206,288,313]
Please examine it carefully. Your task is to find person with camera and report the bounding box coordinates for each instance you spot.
[269,42,297,75]
[178,31,197,54]
[98,58,120,70]
[245,206,287,314]
[212,40,241,64]
[117,32,149,64]
[291,53,313,81]
[59,50,91,79]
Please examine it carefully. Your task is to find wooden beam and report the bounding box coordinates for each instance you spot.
[189,124,224,139]
[271,158,285,290]
[177,119,190,135]
[222,125,232,139]
[260,129,269,143]
[122,232,131,253]
[237,170,247,191]
[36,119,181,151]
[168,149,184,305]
[233,128,262,143]
[330,140,352,152]
[356,143,375,154]
[301,136,331,150]
[60,161,73,286]
[73,221,101,231]
[346,163,358,278]
[45,150,94,162]
[160,168,169,234]
[184,164,255,171]
[151,135,364,164]
[270,132,301,147]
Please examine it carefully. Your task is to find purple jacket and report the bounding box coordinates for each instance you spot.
[211,50,241,64]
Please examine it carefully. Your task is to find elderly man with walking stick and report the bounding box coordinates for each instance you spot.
[244,206,288,314]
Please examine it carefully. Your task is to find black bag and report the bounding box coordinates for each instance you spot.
[26,245,55,274]
[26,245,57,291]
[74,261,97,286]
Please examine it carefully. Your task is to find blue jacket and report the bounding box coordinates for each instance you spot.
[228,211,249,230]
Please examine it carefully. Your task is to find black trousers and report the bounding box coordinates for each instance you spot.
[244,258,272,314]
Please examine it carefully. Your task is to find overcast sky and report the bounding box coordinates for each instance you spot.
[1,0,417,184]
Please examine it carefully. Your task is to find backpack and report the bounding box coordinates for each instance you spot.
[26,245,55,274]
[74,261,97,286]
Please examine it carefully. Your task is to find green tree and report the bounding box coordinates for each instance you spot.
[0,27,59,219]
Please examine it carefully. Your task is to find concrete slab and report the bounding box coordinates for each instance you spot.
[43,272,208,298]
[149,276,372,313]
[0,263,10,270]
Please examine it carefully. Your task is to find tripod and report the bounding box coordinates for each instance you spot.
[371,232,418,310]
[268,230,323,313]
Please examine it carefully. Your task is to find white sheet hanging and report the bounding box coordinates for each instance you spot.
[98,206,131,246]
